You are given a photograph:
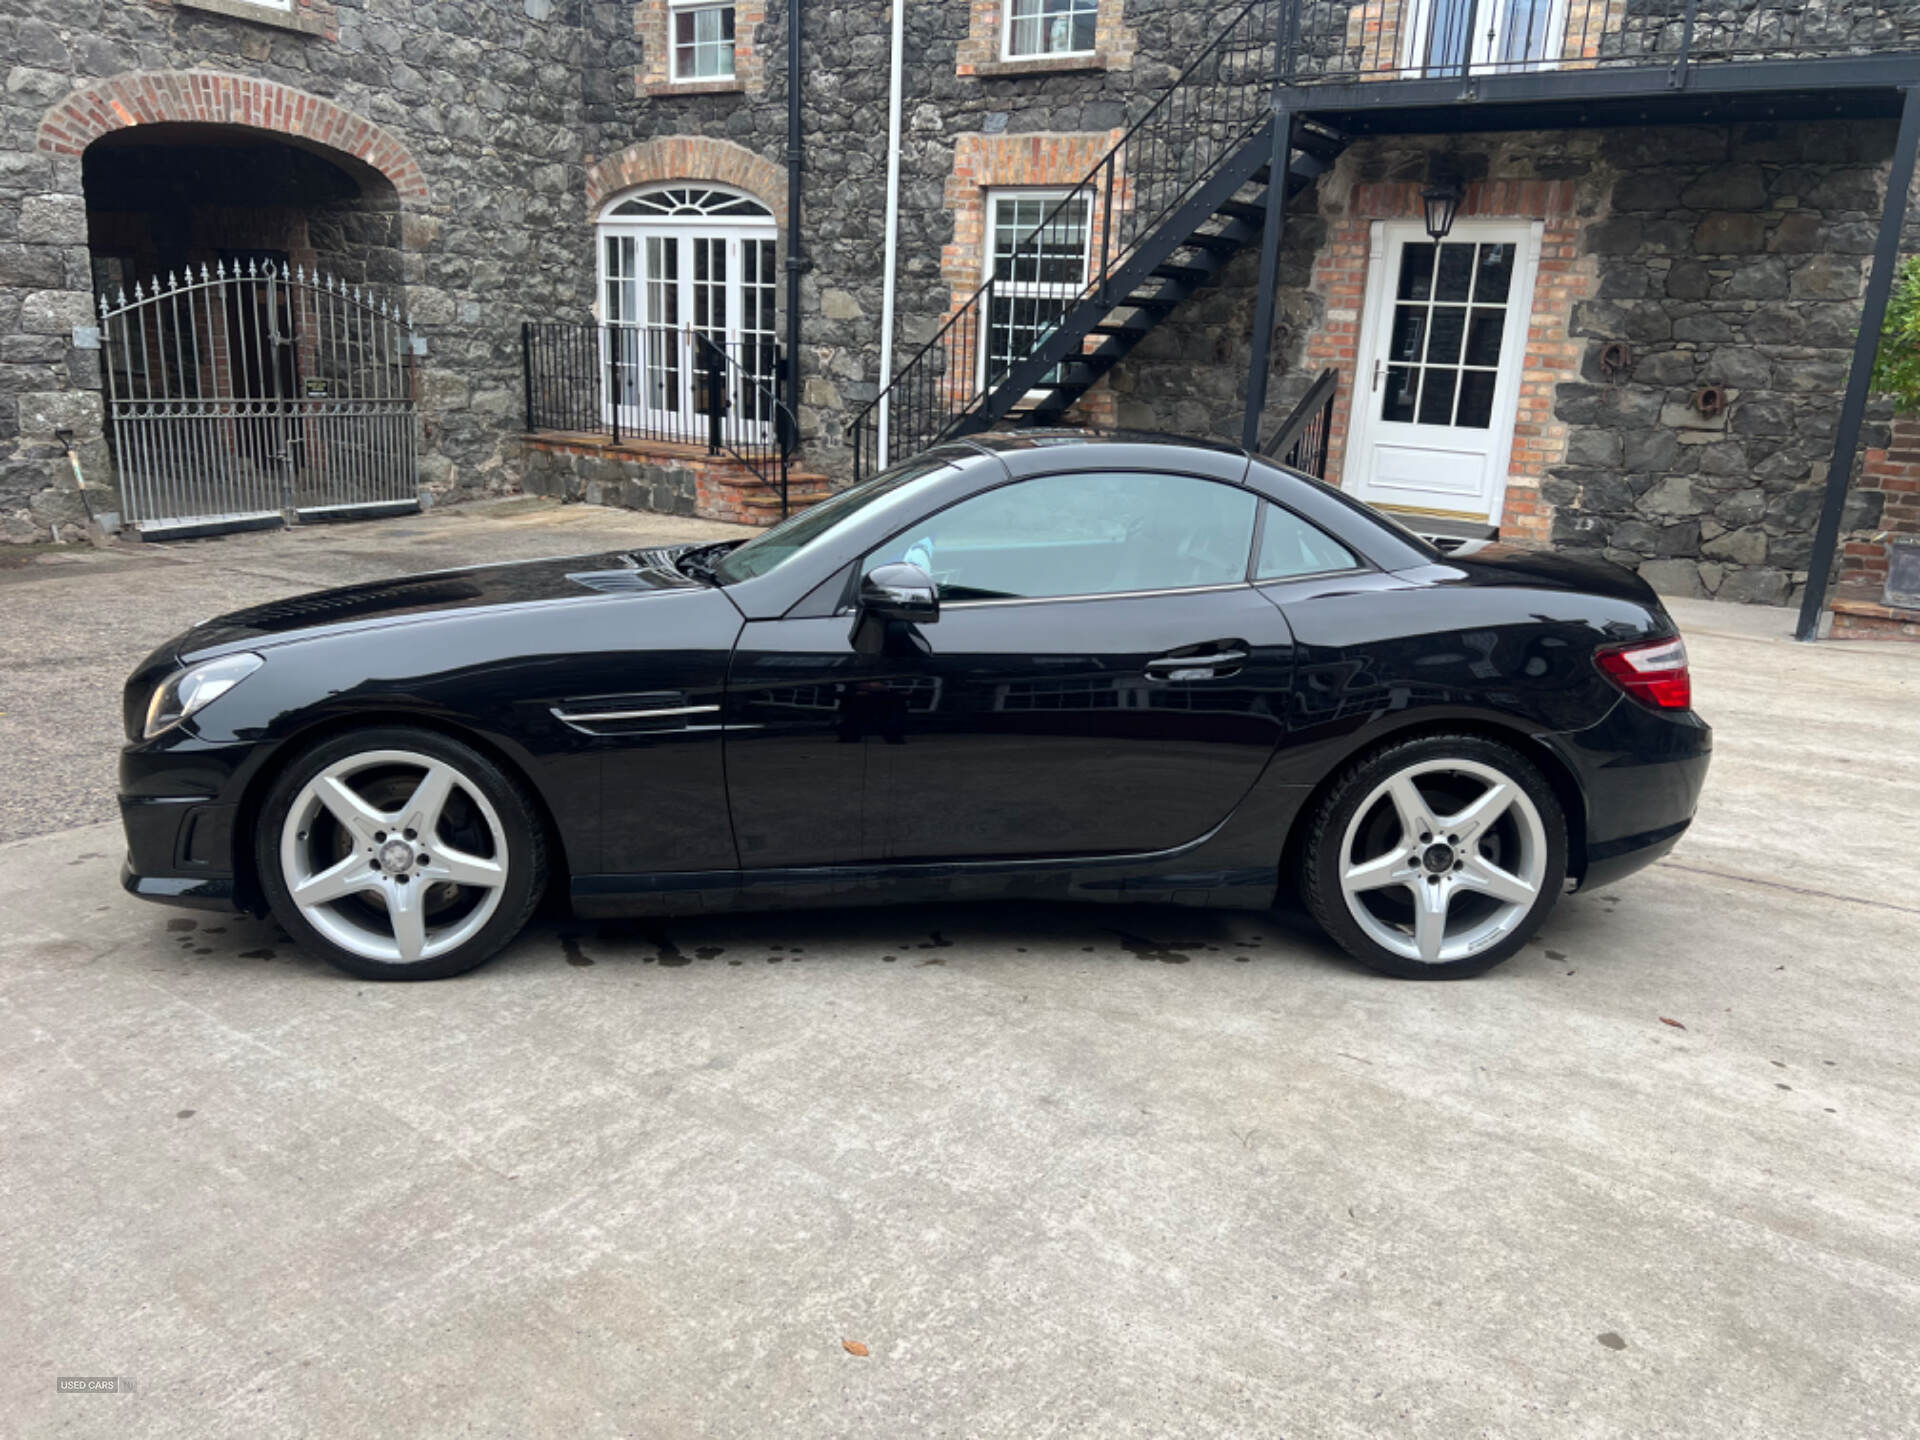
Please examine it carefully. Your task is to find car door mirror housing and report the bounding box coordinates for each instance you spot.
[859,563,939,624]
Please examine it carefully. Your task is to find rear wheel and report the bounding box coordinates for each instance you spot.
[257,727,546,980]
[1302,734,1566,979]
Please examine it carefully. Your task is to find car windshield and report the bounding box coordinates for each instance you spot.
[712,454,958,584]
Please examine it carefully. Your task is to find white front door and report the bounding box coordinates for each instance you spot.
[1342,220,1541,527]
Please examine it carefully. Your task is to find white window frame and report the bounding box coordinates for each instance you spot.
[981,187,1094,396]
[1001,0,1101,61]
[595,186,778,439]
[1400,0,1568,75]
[669,0,738,83]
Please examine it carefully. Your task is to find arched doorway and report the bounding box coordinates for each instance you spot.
[82,123,404,297]
[597,185,779,439]
[35,74,429,534]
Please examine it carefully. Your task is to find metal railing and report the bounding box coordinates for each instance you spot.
[1263,367,1339,479]
[851,0,1285,479]
[521,321,794,515]
[1278,0,1920,86]
[101,262,417,531]
[694,334,797,520]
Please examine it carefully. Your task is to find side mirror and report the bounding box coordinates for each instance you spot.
[859,562,938,624]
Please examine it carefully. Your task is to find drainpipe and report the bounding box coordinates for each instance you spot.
[876,0,907,469]
[785,0,806,454]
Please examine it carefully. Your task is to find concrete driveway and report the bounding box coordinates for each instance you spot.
[1,508,1916,1438]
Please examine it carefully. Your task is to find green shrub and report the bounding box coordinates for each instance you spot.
[1873,254,1920,413]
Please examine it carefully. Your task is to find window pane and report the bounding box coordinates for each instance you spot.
[1464,309,1504,366]
[1257,503,1359,580]
[1434,243,1475,301]
[1417,367,1458,425]
[1382,365,1419,422]
[1426,305,1467,365]
[675,4,736,79]
[1456,370,1497,429]
[1473,242,1516,303]
[988,194,1089,386]
[1007,0,1095,56]
[1396,242,1437,301]
[865,472,1259,601]
[1388,306,1426,363]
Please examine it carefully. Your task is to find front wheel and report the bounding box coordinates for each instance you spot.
[257,727,547,981]
[1301,734,1567,980]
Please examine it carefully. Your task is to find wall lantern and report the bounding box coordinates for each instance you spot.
[1422,180,1465,241]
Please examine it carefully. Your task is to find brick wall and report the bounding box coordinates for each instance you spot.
[940,130,1127,428]
[634,0,770,98]
[1838,415,1920,601]
[1295,177,1589,543]
[956,0,1136,78]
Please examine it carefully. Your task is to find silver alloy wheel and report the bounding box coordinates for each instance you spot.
[279,749,508,965]
[1336,757,1547,966]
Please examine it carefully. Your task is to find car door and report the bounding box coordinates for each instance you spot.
[849,468,1296,862]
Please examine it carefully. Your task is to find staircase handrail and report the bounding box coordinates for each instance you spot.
[853,0,1282,476]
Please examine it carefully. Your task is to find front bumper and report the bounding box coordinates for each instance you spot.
[119,729,266,914]
[1552,696,1712,892]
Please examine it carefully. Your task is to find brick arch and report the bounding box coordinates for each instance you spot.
[36,71,429,206]
[586,137,786,227]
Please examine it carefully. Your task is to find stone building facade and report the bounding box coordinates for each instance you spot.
[1,0,1916,617]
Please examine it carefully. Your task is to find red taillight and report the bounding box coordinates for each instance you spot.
[1596,636,1691,710]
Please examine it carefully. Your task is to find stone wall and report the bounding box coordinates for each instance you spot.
[582,0,1235,464]
[0,0,592,541]
[1105,121,1908,605]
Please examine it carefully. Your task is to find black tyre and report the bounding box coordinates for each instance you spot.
[1301,733,1567,980]
[256,726,547,981]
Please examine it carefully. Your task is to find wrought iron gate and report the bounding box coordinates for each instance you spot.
[99,262,418,533]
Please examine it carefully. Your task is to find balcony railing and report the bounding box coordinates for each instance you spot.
[1278,0,1920,86]
[520,322,796,516]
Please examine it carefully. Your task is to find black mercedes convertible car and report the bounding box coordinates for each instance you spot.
[120,433,1709,981]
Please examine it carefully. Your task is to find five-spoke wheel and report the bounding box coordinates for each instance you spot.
[258,728,546,980]
[1304,734,1566,979]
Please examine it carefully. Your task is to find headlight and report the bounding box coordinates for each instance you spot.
[144,653,264,739]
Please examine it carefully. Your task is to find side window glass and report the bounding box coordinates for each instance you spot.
[865,471,1258,602]
[1256,502,1360,581]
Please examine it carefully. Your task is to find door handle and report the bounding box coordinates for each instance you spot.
[1372,358,1384,393]
[1146,648,1248,681]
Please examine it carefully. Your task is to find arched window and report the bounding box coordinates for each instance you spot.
[597,185,779,437]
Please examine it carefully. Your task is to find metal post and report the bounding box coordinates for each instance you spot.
[1796,84,1920,642]
[267,264,296,523]
[705,340,724,455]
[785,0,805,470]
[1671,0,1699,89]
[521,322,535,432]
[1241,105,1293,452]
[609,324,622,446]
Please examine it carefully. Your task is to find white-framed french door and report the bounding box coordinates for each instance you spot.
[599,216,778,441]
[1341,219,1543,528]
[1401,0,1568,75]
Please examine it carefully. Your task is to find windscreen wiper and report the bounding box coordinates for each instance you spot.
[673,541,736,586]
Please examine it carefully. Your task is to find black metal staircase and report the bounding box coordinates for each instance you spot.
[1016,118,1346,429]
[851,0,1341,478]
